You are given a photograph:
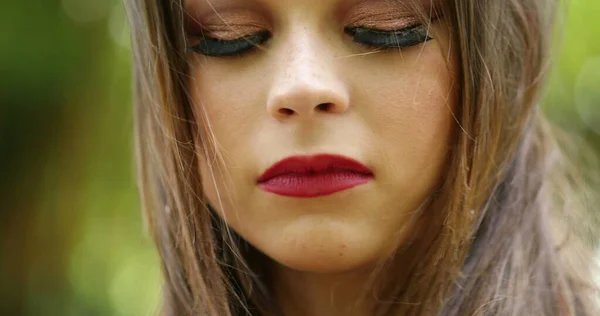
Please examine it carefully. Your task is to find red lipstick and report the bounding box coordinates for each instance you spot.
[257,154,373,198]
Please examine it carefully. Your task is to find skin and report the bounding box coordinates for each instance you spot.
[185,0,456,314]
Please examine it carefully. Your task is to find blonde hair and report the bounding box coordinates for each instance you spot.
[126,0,599,315]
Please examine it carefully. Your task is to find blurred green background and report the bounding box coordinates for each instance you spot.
[0,1,598,315]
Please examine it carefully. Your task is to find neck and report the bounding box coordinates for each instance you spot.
[273,263,379,316]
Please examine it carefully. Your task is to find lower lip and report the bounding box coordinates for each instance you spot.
[258,171,372,198]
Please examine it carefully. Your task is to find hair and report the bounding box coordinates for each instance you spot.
[126,0,599,315]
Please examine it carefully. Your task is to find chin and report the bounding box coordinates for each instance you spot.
[254,221,385,273]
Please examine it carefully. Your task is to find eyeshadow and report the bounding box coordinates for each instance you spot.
[184,7,270,39]
[345,0,420,30]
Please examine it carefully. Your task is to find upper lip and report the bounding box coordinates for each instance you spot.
[257,154,373,182]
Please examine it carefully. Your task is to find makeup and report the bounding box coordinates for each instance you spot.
[257,154,374,198]
[345,0,420,30]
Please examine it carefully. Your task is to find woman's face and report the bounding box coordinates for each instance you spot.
[186,0,455,272]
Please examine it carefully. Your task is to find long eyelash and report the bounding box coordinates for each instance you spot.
[187,23,431,58]
[345,24,432,50]
[187,31,271,58]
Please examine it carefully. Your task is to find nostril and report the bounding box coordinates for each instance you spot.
[316,103,334,112]
[278,108,295,116]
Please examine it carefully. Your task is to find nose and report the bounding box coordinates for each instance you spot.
[266,35,350,121]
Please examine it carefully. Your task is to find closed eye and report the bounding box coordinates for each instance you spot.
[188,30,271,57]
[344,24,432,50]
[187,24,432,58]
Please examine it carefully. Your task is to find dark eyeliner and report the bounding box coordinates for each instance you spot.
[344,24,432,50]
[188,30,271,57]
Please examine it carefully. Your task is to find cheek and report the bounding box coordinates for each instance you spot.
[189,71,263,151]
[378,53,452,131]
[385,77,453,163]
[358,48,455,182]
[189,62,270,221]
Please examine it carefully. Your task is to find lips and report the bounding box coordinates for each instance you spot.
[257,154,374,198]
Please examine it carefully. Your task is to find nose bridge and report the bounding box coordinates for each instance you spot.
[282,33,327,87]
[266,28,349,120]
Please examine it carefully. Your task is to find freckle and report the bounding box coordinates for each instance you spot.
[339,252,343,256]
